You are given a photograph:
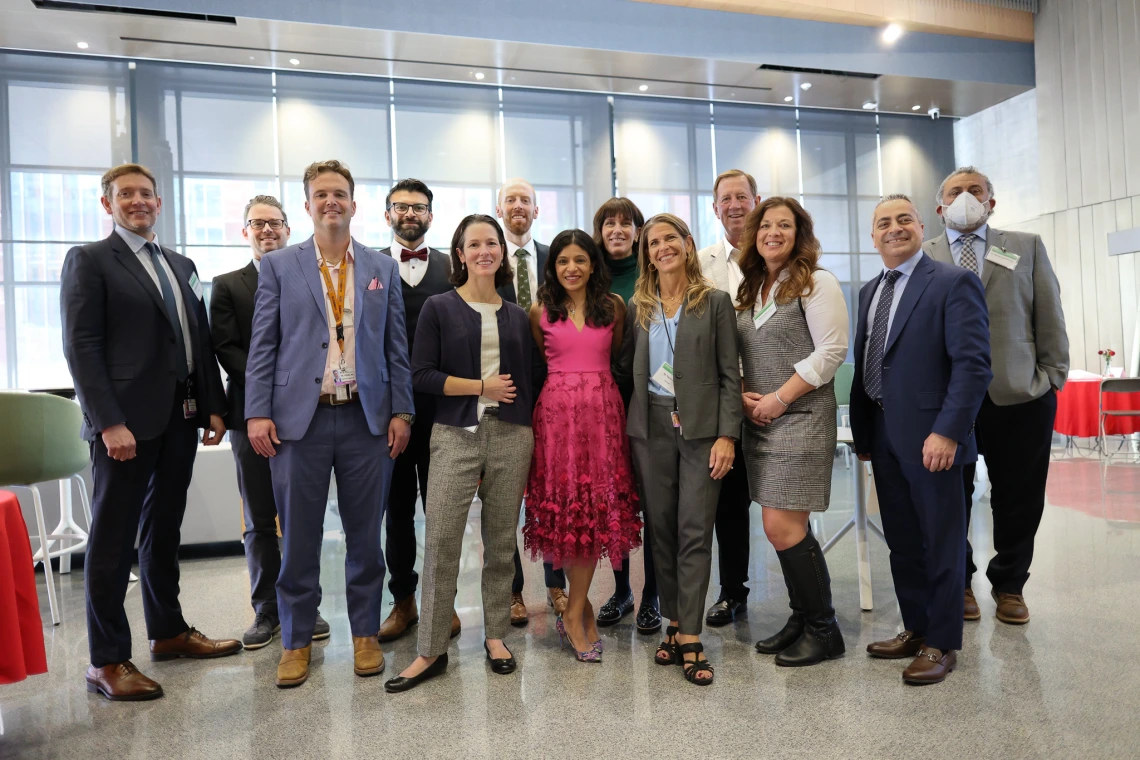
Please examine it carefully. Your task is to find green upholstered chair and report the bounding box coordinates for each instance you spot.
[0,391,92,625]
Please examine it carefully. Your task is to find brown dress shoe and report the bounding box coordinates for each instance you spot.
[992,590,1030,624]
[352,636,385,676]
[451,610,462,639]
[548,588,569,616]
[276,645,311,688]
[866,630,926,659]
[964,587,981,621]
[150,627,243,661]
[903,647,957,685]
[510,592,528,626]
[378,596,419,642]
[86,661,163,701]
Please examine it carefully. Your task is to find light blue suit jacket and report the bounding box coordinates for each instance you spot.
[245,236,414,441]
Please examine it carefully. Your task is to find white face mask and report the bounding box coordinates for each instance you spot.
[941,192,991,232]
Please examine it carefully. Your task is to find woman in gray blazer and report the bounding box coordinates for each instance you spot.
[617,213,741,686]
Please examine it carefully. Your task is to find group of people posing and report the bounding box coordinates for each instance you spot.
[61,158,1067,702]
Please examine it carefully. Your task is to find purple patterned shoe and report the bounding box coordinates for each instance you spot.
[556,618,602,662]
[593,639,603,653]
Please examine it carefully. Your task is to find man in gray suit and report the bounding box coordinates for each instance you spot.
[923,166,1068,626]
[696,169,760,626]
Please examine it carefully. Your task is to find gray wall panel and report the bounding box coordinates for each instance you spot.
[1101,1,1128,201]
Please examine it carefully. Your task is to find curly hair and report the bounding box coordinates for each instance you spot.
[735,197,821,311]
[537,229,616,327]
[448,214,513,288]
[631,213,715,331]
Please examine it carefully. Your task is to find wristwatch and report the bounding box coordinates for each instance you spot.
[394,413,415,424]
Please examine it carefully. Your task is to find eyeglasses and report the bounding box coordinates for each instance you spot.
[388,202,431,216]
[246,219,286,230]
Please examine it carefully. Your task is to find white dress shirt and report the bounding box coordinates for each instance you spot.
[393,241,429,288]
[115,224,195,373]
[947,224,988,279]
[251,256,262,273]
[314,241,356,395]
[756,267,850,387]
[506,238,538,306]
[721,238,744,303]
[863,250,925,359]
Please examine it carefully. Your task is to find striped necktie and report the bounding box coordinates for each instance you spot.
[864,269,902,401]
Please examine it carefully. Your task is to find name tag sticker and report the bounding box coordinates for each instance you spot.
[189,272,204,300]
[753,301,777,330]
[651,361,676,395]
[984,246,1019,270]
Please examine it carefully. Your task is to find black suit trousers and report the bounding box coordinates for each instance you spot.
[85,387,196,667]
[229,428,281,617]
[385,393,434,600]
[962,391,1057,594]
[713,438,751,599]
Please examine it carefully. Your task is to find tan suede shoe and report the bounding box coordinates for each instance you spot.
[276,645,312,688]
[353,636,385,677]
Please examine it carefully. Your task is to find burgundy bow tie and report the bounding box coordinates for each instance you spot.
[400,248,428,262]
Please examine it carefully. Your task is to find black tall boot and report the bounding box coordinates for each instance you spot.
[754,547,804,654]
[774,532,845,667]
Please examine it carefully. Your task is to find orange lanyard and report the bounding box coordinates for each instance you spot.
[318,257,348,352]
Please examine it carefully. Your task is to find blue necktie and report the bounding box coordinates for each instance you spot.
[146,242,190,382]
[864,269,902,401]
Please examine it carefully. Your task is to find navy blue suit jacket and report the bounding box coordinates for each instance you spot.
[850,252,992,466]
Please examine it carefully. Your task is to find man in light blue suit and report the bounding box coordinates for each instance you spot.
[245,160,414,688]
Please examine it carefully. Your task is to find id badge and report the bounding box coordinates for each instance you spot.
[183,397,197,419]
[651,362,676,395]
[984,246,1020,270]
[753,300,776,330]
[335,385,349,402]
[670,410,682,432]
[334,365,356,386]
[189,272,204,300]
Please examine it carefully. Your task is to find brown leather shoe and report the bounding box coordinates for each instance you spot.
[964,587,981,621]
[548,587,569,616]
[903,647,957,685]
[866,630,926,659]
[150,627,243,661]
[992,590,1030,624]
[86,661,163,701]
[276,645,311,688]
[510,592,528,626]
[378,596,419,642]
[352,636,385,677]
[451,609,462,639]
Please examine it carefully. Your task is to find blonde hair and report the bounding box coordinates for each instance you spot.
[631,213,715,330]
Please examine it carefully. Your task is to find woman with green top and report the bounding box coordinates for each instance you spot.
[590,197,660,635]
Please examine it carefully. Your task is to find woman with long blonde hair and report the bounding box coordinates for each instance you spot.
[617,213,741,686]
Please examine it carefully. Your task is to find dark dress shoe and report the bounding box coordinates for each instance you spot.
[150,627,243,661]
[705,597,747,627]
[596,591,634,627]
[635,601,662,634]
[992,590,1030,624]
[755,613,805,654]
[866,631,925,659]
[964,588,981,621]
[312,612,332,641]
[86,661,163,701]
[775,619,845,667]
[384,654,449,693]
[484,641,517,675]
[903,647,957,685]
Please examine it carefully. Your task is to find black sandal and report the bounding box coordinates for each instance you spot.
[655,625,679,665]
[678,642,714,686]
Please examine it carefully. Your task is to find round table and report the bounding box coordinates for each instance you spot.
[0,490,48,684]
[1055,379,1140,438]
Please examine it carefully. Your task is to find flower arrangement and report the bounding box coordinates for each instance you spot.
[1098,348,1116,376]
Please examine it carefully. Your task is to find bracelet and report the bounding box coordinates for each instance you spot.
[774,391,790,408]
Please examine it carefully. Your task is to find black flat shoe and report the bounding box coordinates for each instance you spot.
[383,654,448,693]
[596,591,634,627]
[635,601,662,635]
[705,597,747,627]
[484,641,517,675]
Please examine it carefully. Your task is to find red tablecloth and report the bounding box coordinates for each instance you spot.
[1054,379,1140,438]
[0,490,48,684]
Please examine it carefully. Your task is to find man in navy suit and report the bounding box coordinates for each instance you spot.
[850,194,991,685]
[245,160,414,688]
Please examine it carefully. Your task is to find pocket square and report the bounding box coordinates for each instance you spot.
[368,277,382,290]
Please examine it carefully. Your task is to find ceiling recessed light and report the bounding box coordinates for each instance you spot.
[862,101,878,110]
[639,84,649,92]
[475,71,485,80]
[784,96,794,102]
[77,41,89,49]
[289,58,300,65]
[883,23,903,43]
[912,104,922,111]
[800,82,812,91]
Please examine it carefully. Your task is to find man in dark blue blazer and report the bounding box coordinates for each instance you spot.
[850,194,991,685]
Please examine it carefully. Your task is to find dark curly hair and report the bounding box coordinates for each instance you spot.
[537,229,617,327]
[448,214,513,288]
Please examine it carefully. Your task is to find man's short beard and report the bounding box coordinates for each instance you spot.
[396,220,428,241]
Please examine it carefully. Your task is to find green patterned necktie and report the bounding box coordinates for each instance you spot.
[516,248,533,311]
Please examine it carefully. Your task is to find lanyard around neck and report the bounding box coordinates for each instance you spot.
[318,257,348,351]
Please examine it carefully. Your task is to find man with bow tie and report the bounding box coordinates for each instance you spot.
[375,178,463,644]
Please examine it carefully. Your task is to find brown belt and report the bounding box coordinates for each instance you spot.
[318,392,360,406]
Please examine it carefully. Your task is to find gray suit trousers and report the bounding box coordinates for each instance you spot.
[418,413,534,656]
[631,394,722,635]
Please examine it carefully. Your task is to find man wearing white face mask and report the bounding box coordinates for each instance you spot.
[923,166,1068,627]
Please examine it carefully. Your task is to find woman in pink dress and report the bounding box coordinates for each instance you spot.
[523,229,642,662]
